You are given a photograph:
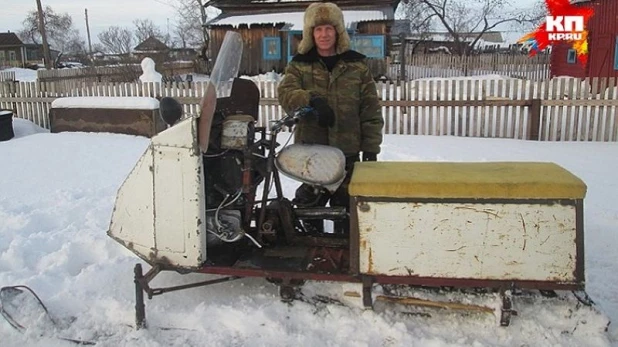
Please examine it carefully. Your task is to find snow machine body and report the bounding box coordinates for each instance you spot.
[106,32,609,330]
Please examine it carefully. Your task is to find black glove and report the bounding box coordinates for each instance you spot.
[362,152,377,162]
[309,96,335,128]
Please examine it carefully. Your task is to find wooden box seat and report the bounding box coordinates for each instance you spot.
[348,161,587,288]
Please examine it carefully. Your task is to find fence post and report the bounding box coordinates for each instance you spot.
[528,98,542,140]
[398,33,406,82]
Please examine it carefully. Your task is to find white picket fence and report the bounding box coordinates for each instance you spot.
[0,71,15,82]
[1,77,617,141]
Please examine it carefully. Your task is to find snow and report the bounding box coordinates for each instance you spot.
[2,67,38,82]
[1,115,617,346]
[51,97,160,110]
[209,8,393,30]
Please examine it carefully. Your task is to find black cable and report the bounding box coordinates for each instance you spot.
[0,285,96,345]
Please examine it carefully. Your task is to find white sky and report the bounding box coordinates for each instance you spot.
[0,115,616,346]
[2,0,538,46]
[2,0,178,45]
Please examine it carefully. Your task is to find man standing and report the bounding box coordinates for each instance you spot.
[277,2,384,234]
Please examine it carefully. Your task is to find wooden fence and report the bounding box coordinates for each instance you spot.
[387,54,551,81]
[0,71,15,82]
[1,77,617,142]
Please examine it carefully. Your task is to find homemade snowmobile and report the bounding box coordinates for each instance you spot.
[107,32,606,330]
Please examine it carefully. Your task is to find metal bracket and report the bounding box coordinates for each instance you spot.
[362,276,374,309]
[499,285,518,326]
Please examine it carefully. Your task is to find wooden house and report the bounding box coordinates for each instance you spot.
[0,32,59,68]
[133,36,170,62]
[550,0,618,80]
[0,32,27,67]
[203,0,402,77]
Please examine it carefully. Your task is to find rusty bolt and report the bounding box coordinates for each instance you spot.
[359,203,370,212]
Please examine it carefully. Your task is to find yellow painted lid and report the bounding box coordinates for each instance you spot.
[349,162,587,199]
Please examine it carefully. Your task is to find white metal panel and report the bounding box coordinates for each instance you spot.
[357,202,578,281]
[151,117,194,148]
[108,150,155,250]
[108,116,206,269]
[153,145,203,256]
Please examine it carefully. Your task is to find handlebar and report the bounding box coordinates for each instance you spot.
[269,106,317,132]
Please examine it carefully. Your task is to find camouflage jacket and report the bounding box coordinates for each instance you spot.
[277,48,384,156]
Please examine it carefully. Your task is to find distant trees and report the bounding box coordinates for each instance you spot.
[97,27,134,55]
[133,19,170,46]
[18,5,86,55]
[399,0,539,55]
[169,0,211,49]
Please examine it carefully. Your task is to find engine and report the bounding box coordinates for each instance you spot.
[202,83,264,248]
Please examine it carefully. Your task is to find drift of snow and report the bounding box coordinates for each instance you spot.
[0,119,616,347]
[51,97,159,110]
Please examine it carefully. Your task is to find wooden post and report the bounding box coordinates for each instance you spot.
[36,0,53,70]
[399,33,406,82]
[528,99,542,140]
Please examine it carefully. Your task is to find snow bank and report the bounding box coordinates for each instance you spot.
[51,97,160,110]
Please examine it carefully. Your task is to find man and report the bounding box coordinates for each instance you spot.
[277,2,384,234]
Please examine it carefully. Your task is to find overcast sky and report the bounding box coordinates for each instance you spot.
[3,0,179,45]
[3,0,538,46]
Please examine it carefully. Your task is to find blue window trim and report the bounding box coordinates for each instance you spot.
[287,31,302,62]
[350,35,384,58]
[614,36,618,70]
[262,37,281,60]
[567,48,577,64]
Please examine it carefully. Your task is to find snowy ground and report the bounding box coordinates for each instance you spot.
[0,117,617,346]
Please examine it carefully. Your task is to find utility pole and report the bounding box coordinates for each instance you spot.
[85,9,93,58]
[36,0,52,69]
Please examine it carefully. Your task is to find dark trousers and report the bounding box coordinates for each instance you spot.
[293,154,359,234]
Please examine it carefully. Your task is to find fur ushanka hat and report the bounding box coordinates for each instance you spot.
[297,2,351,55]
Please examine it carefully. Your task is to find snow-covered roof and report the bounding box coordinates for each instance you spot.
[51,97,160,110]
[208,8,394,29]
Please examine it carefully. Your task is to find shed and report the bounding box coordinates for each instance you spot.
[133,36,170,62]
[551,0,618,81]
[203,0,402,77]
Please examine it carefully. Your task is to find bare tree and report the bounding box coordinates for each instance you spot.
[98,26,134,55]
[19,5,84,55]
[166,0,217,52]
[402,0,535,55]
[133,19,169,45]
[396,0,436,54]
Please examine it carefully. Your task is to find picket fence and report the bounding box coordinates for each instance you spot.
[387,54,551,81]
[0,71,15,82]
[1,77,617,142]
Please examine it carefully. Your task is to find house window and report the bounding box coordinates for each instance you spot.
[350,35,385,58]
[262,37,281,60]
[614,36,618,70]
[0,51,5,61]
[567,49,577,64]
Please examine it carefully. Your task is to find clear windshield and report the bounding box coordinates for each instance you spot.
[208,31,243,98]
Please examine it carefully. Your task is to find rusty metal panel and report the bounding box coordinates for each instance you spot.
[49,108,165,137]
[357,201,579,282]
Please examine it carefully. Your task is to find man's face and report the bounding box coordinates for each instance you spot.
[313,24,337,53]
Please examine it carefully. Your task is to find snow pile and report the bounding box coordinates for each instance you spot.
[51,97,159,110]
